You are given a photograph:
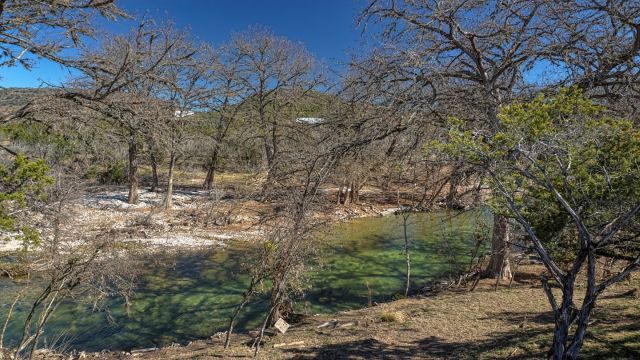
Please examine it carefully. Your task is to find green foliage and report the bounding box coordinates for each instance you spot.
[431,89,640,263]
[2,121,79,160]
[96,161,128,185]
[0,154,53,247]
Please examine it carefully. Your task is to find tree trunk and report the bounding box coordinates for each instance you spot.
[203,166,214,190]
[343,184,352,206]
[261,144,277,200]
[149,151,159,192]
[202,149,218,190]
[550,274,576,360]
[486,214,511,279]
[269,284,284,325]
[263,138,274,169]
[127,135,139,204]
[164,153,176,210]
[445,170,461,208]
[564,252,597,359]
[262,117,280,196]
[403,214,411,297]
[485,101,511,280]
[225,277,257,349]
[203,165,214,190]
[348,181,355,205]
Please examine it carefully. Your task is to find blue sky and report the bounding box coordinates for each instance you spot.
[1,0,366,88]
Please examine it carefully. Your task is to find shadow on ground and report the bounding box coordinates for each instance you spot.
[285,336,467,359]
[284,305,640,359]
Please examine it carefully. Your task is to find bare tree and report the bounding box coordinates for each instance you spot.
[232,26,324,192]
[224,133,335,356]
[1,173,139,360]
[545,1,640,115]
[160,52,206,209]
[0,0,126,72]
[57,20,196,204]
[201,43,249,190]
[239,70,431,354]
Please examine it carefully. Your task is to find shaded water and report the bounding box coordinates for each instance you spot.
[0,209,490,351]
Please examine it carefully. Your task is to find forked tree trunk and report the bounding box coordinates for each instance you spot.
[549,252,598,360]
[486,214,511,279]
[347,182,353,205]
[551,274,576,360]
[164,153,176,209]
[127,135,139,204]
[343,184,352,206]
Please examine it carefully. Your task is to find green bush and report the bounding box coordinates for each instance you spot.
[98,161,127,185]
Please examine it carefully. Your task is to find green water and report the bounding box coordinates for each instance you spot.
[0,209,489,351]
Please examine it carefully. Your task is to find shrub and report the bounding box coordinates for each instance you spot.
[98,161,127,185]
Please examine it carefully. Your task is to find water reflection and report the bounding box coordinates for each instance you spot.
[0,209,489,351]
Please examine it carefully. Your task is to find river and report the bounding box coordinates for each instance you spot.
[0,209,490,351]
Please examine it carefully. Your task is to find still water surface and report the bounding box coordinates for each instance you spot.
[0,209,489,351]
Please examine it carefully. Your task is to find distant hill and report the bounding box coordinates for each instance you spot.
[0,87,53,109]
[239,89,339,119]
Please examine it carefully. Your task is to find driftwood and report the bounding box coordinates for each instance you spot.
[130,347,158,354]
[273,341,305,348]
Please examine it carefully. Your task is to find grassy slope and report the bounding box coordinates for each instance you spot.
[84,266,639,359]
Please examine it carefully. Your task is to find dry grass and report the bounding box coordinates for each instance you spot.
[379,311,409,323]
